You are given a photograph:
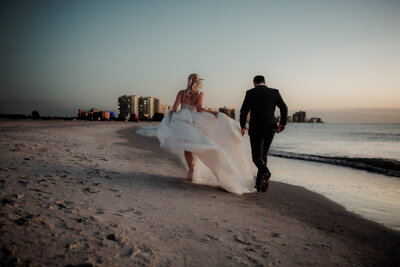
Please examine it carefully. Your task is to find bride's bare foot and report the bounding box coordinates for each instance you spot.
[184,151,195,182]
[187,164,194,182]
[187,167,194,182]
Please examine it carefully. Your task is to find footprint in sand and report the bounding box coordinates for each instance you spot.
[83,187,99,194]
[118,208,135,214]
[13,217,28,226]
[55,169,70,177]
[66,242,84,251]
[13,193,23,199]
[129,244,155,263]
[55,200,72,210]
[234,235,252,245]
[201,233,220,243]
[0,247,12,262]
[106,233,118,242]
[271,233,281,238]
[0,179,6,188]
[97,208,105,215]
[1,198,15,207]
[107,188,119,192]
[105,232,129,248]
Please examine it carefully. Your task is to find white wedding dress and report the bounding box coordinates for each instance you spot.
[137,103,256,194]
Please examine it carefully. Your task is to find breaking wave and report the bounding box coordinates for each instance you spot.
[269,150,400,178]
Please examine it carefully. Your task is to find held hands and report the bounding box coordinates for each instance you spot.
[240,127,248,136]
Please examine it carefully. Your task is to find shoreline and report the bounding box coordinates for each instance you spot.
[0,120,399,266]
[268,156,400,231]
[269,150,400,178]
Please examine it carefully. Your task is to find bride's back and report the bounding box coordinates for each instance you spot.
[181,90,200,106]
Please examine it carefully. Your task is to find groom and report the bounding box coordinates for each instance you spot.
[240,75,288,192]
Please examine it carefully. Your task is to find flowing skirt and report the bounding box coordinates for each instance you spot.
[137,109,256,194]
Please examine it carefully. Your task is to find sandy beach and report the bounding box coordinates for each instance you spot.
[0,119,399,266]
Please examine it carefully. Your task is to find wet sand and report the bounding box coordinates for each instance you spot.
[0,119,399,266]
[269,156,400,231]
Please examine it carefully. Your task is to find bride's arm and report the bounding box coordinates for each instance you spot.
[171,90,184,114]
[196,92,218,117]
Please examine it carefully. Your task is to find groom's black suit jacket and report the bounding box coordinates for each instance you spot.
[240,85,288,136]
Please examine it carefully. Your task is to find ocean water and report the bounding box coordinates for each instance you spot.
[268,123,400,230]
[270,123,400,177]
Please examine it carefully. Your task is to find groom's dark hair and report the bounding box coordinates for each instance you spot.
[253,75,265,85]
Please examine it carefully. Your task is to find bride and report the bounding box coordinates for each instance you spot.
[140,74,256,194]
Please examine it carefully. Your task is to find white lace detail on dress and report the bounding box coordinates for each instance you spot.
[181,103,197,111]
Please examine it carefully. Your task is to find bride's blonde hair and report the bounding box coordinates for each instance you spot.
[184,73,203,99]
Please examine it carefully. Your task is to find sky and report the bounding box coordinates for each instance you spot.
[0,0,399,122]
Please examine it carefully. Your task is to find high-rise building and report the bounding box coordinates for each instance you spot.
[219,107,235,119]
[154,98,163,114]
[139,96,154,120]
[162,105,171,115]
[292,111,306,122]
[118,95,139,121]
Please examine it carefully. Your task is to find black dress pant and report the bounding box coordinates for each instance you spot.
[250,131,275,186]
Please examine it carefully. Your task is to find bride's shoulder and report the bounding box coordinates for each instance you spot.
[196,92,204,103]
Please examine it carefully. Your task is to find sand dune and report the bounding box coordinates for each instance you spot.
[0,119,399,266]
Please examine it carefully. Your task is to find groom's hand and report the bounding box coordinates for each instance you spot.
[240,127,248,136]
[277,124,286,133]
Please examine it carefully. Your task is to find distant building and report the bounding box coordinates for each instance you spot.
[139,96,154,120]
[219,107,235,119]
[309,117,322,123]
[118,95,139,121]
[162,105,171,115]
[205,107,218,113]
[77,109,87,119]
[292,111,306,122]
[102,111,110,120]
[286,115,292,123]
[77,108,112,120]
[154,98,163,114]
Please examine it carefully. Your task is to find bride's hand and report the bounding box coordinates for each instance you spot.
[240,127,248,136]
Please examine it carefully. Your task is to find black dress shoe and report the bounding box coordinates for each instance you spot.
[260,172,271,192]
[260,178,269,192]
